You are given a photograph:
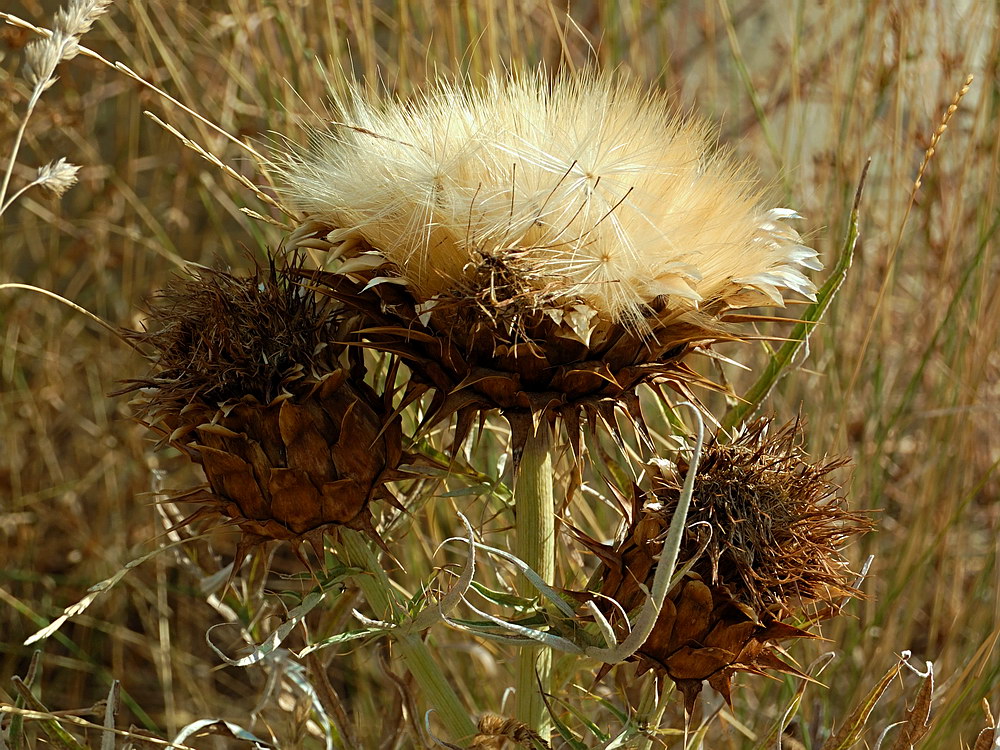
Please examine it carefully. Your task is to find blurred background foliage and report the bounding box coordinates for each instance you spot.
[1,1,997,747]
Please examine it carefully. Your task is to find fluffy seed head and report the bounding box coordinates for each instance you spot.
[274,70,819,329]
[54,0,113,39]
[36,158,80,198]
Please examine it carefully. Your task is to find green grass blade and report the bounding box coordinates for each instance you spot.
[10,678,88,750]
[723,160,870,432]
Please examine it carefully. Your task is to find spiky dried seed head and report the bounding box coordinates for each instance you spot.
[578,418,871,712]
[119,259,405,565]
[122,258,342,408]
[652,418,871,612]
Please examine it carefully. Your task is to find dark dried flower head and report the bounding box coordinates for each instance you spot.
[123,258,342,409]
[578,418,871,713]
[120,259,405,565]
[654,417,869,611]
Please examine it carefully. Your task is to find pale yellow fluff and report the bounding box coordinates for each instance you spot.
[274,70,820,325]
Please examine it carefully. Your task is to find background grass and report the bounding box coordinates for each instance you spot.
[1,1,998,747]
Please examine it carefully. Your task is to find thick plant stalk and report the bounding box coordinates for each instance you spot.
[513,422,556,738]
[339,530,476,743]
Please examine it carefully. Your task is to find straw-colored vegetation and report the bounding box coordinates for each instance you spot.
[1,1,997,748]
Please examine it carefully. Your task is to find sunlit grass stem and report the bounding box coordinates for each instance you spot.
[337,529,477,744]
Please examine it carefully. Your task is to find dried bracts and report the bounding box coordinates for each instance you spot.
[273,71,821,447]
[578,419,871,712]
[119,259,404,563]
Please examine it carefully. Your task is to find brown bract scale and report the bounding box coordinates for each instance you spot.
[118,260,406,568]
[575,418,871,713]
[293,234,736,463]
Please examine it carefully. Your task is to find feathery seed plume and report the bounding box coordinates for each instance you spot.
[272,71,822,454]
[276,70,818,325]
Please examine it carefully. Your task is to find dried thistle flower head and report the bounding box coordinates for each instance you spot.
[578,418,871,713]
[274,71,820,452]
[119,259,405,566]
[276,70,818,324]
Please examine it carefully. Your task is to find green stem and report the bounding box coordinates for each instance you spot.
[338,529,476,744]
[513,421,555,739]
[634,676,670,750]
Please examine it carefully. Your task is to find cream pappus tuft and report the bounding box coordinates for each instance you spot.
[271,69,819,329]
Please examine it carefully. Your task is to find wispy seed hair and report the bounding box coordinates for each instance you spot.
[274,70,820,326]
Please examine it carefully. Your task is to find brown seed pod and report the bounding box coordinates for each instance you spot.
[118,257,405,568]
[576,418,872,713]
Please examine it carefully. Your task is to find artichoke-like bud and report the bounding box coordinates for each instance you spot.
[578,419,871,713]
[119,259,404,566]
[273,71,821,454]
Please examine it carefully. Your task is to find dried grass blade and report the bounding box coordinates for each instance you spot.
[25,541,187,644]
[973,727,997,750]
[753,667,809,749]
[100,680,120,750]
[10,678,87,750]
[888,664,933,749]
[170,719,271,748]
[6,651,41,750]
[206,589,329,667]
[821,656,904,750]
[972,700,997,750]
[143,111,291,219]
